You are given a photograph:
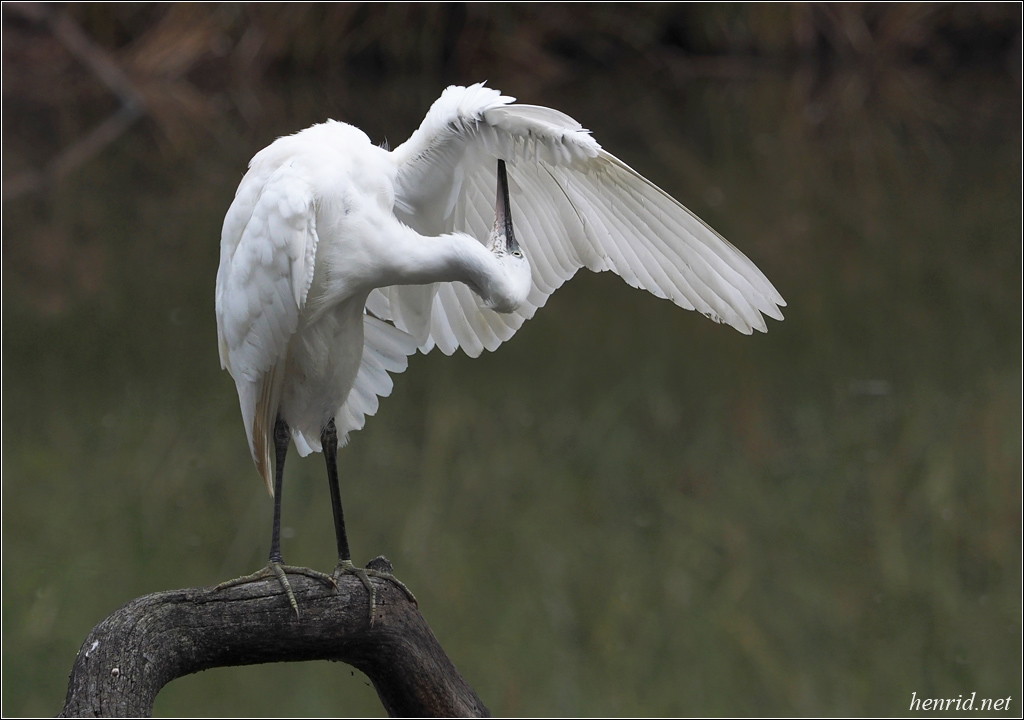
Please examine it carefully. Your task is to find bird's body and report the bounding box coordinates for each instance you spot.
[215,83,784,615]
[217,112,534,489]
[218,121,411,484]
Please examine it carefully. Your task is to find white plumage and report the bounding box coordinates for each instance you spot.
[216,82,785,496]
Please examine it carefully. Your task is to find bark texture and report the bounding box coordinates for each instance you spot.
[59,558,489,718]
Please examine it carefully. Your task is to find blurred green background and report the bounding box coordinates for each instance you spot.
[2,4,1020,717]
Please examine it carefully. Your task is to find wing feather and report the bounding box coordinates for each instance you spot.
[215,164,319,492]
[331,315,419,448]
[382,82,784,357]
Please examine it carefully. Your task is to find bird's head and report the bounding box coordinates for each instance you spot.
[484,159,532,314]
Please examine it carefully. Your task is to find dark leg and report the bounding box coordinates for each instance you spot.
[268,413,290,563]
[216,414,336,618]
[322,418,352,563]
[322,418,417,623]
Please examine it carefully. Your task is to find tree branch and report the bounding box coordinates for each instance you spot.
[59,557,490,718]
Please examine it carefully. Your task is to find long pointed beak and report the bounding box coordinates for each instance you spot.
[495,159,519,255]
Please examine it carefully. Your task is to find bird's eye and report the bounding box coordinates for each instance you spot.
[512,250,523,258]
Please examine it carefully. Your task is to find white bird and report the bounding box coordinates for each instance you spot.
[215,82,785,617]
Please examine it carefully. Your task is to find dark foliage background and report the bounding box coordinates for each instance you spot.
[3,3,1020,716]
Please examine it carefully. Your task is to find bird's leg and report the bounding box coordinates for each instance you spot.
[216,414,336,618]
[322,418,417,622]
[268,413,289,563]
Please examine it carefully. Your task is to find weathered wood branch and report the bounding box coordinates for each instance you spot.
[59,557,489,718]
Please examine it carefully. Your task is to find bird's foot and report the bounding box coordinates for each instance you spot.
[334,558,418,624]
[215,563,337,619]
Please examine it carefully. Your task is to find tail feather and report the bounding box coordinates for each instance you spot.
[253,363,285,496]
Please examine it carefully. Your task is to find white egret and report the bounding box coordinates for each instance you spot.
[215,83,785,617]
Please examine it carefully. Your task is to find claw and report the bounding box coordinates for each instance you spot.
[216,563,337,619]
[333,559,417,624]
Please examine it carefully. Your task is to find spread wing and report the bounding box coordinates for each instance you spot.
[376,82,785,357]
[216,160,320,491]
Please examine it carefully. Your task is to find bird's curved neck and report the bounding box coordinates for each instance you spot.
[317,219,523,314]
[395,232,515,309]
